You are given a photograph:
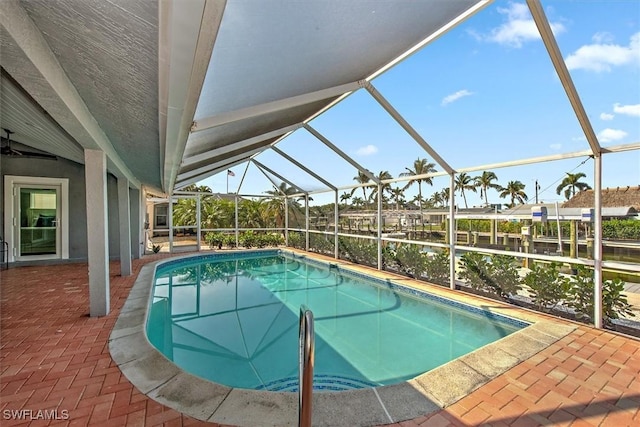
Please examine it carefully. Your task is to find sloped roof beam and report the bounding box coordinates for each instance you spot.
[363,81,454,175]
[235,162,251,194]
[365,1,492,81]
[252,161,287,196]
[0,0,140,187]
[251,159,306,195]
[192,81,362,132]
[271,146,336,191]
[457,149,594,174]
[177,145,266,182]
[183,123,301,166]
[527,0,601,156]
[160,0,226,192]
[303,124,380,184]
[175,157,249,189]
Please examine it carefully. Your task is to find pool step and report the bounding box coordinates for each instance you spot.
[257,374,378,392]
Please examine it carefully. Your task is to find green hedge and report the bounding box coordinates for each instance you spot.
[602,219,640,240]
[455,218,640,240]
[204,231,283,249]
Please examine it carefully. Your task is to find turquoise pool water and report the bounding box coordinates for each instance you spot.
[147,251,527,391]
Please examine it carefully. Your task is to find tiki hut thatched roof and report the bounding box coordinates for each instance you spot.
[562,186,640,210]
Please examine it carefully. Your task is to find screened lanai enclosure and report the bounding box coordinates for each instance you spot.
[1,0,638,334]
[145,0,640,336]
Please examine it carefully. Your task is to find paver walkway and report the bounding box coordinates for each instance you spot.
[1,255,639,426]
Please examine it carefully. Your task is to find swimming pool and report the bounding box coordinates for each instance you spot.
[146,250,527,391]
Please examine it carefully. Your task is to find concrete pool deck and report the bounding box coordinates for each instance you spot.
[1,250,639,426]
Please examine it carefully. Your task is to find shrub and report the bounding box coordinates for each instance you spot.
[338,237,377,267]
[239,230,257,248]
[288,232,305,249]
[568,265,635,325]
[458,252,491,291]
[488,255,523,299]
[222,233,236,248]
[424,249,450,286]
[309,233,334,255]
[265,233,284,247]
[458,253,520,300]
[602,219,640,240]
[395,244,427,279]
[523,262,571,313]
[205,232,225,249]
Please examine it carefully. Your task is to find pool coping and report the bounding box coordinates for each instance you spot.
[108,249,577,427]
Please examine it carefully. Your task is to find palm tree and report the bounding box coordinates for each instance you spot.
[440,187,450,208]
[369,170,393,207]
[339,191,351,208]
[351,170,372,209]
[264,182,304,229]
[351,196,365,209]
[474,171,500,207]
[400,158,437,224]
[389,187,405,210]
[556,172,592,201]
[239,199,265,228]
[172,184,215,228]
[454,172,477,209]
[178,184,212,193]
[429,191,445,208]
[200,200,231,229]
[499,180,528,207]
[172,198,198,227]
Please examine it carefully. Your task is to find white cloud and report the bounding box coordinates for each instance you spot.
[592,32,614,44]
[484,3,565,48]
[549,143,562,150]
[597,128,628,143]
[613,103,640,117]
[599,112,614,121]
[565,32,640,72]
[355,144,378,156]
[442,89,474,106]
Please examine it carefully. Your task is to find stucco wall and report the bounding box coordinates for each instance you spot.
[1,155,140,262]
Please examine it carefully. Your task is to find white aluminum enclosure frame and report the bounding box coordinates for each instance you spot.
[157,0,638,332]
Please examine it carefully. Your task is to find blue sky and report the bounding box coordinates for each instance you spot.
[200,1,639,207]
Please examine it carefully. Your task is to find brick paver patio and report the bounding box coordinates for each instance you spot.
[1,255,639,426]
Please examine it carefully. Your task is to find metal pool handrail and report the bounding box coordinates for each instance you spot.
[298,305,315,427]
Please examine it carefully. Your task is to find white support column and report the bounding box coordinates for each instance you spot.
[334,190,339,259]
[449,174,456,290]
[305,195,310,251]
[138,188,146,258]
[84,149,110,317]
[593,155,603,328]
[168,196,174,253]
[196,194,202,251]
[117,178,132,276]
[377,184,383,270]
[235,195,239,248]
[285,197,289,246]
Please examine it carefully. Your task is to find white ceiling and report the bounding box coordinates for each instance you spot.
[0,0,489,194]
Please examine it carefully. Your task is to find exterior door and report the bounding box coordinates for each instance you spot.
[4,176,69,263]
[17,186,60,258]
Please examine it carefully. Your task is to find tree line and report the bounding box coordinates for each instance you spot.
[342,158,591,211]
[170,160,592,228]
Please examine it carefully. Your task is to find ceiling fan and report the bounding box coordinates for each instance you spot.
[1,128,57,159]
